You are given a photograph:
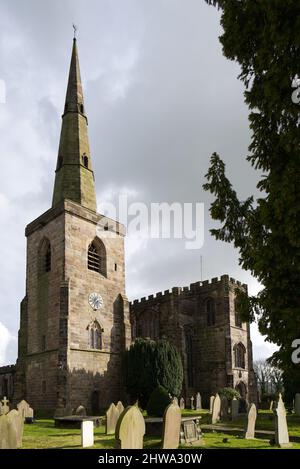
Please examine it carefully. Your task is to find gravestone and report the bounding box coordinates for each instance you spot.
[173,397,178,406]
[1,396,10,415]
[274,394,292,447]
[196,392,202,410]
[106,403,119,434]
[161,400,181,449]
[180,398,185,410]
[231,397,239,420]
[269,400,274,411]
[75,405,87,416]
[0,409,24,449]
[245,403,257,439]
[220,397,229,419]
[294,393,300,416]
[115,404,145,449]
[209,395,215,414]
[211,394,221,424]
[116,401,124,416]
[190,396,195,410]
[17,400,34,422]
[81,420,94,448]
[180,418,204,446]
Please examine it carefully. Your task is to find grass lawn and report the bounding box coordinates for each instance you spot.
[208,409,300,439]
[21,411,300,449]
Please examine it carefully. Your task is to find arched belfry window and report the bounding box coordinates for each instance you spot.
[206,298,216,326]
[88,321,103,350]
[39,238,51,274]
[234,342,246,369]
[87,238,107,276]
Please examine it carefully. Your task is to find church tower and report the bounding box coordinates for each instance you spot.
[14,39,131,415]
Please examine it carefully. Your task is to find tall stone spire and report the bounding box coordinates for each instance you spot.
[52,38,97,212]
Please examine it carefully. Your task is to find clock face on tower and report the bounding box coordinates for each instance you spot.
[88,292,103,310]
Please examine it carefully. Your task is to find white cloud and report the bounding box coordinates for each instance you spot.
[0,322,13,366]
[251,323,278,361]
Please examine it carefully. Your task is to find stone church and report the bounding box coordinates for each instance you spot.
[0,39,257,414]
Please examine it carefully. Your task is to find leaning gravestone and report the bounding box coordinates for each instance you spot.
[245,403,257,439]
[0,409,24,449]
[269,400,274,411]
[106,403,119,434]
[81,420,94,448]
[294,393,300,416]
[196,392,202,410]
[75,405,87,416]
[116,401,124,416]
[211,394,221,424]
[220,397,229,419]
[231,397,239,420]
[161,400,181,449]
[274,394,292,447]
[1,396,10,415]
[180,398,185,410]
[17,400,34,422]
[209,395,215,414]
[115,404,145,449]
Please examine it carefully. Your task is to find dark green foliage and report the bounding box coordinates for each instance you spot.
[146,385,171,417]
[123,338,183,408]
[218,387,240,402]
[203,0,300,402]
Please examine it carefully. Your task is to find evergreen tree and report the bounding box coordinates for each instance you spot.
[203,0,300,401]
[123,338,183,408]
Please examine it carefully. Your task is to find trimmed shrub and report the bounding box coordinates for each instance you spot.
[123,338,183,408]
[146,385,171,417]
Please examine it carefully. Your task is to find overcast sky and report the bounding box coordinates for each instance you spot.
[0,0,277,365]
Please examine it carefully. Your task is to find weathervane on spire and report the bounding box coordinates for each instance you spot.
[73,23,78,39]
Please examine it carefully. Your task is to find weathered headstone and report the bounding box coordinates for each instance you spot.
[209,395,215,414]
[211,394,221,424]
[81,420,94,448]
[180,418,204,446]
[180,397,185,410]
[0,409,24,449]
[161,400,181,449]
[1,396,10,415]
[196,392,202,410]
[116,401,124,416]
[190,396,195,410]
[115,404,145,449]
[231,397,239,420]
[106,403,119,434]
[274,394,292,447]
[75,405,87,416]
[17,400,34,422]
[245,403,257,439]
[294,393,300,416]
[220,397,229,419]
[269,400,274,411]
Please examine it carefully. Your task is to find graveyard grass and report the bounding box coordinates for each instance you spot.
[21,410,300,449]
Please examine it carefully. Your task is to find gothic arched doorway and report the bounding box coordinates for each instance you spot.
[235,381,247,413]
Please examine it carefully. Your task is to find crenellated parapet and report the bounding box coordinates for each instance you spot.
[130,274,247,307]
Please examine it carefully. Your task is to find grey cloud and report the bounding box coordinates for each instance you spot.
[0,0,272,364]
